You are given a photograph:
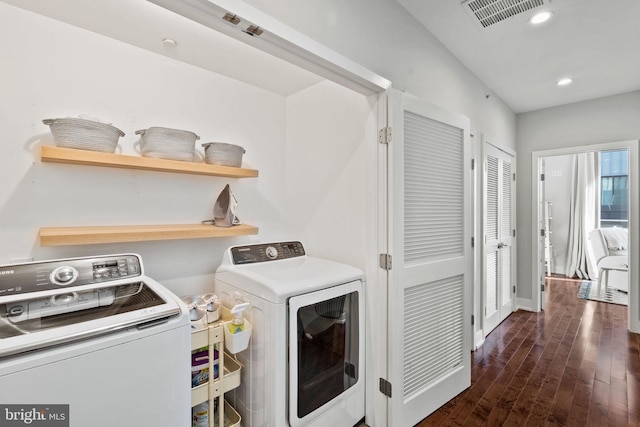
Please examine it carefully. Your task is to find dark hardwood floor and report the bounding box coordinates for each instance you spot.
[416,277,640,426]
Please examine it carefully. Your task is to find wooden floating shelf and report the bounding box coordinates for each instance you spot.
[40,146,258,178]
[39,223,259,246]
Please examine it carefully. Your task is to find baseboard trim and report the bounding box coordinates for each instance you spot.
[474,329,485,350]
[516,298,534,312]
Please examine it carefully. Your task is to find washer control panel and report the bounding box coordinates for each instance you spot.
[4,282,143,323]
[0,254,142,298]
[230,241,305,264]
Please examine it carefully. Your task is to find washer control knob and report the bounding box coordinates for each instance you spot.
[51,266,78,285]
[52,293,77,305]
[265,246,278,260]
[8,305,25,317]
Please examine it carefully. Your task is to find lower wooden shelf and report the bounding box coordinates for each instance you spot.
[39,223,258,246]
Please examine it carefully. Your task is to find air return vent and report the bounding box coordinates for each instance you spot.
[462,0,545,28]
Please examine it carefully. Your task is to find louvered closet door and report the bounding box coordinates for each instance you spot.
[387,91,472,427]
[483,143,515,335]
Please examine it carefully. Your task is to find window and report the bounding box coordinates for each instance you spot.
[599,149,628,228]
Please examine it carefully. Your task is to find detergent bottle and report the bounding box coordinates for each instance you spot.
[227,303,250,334]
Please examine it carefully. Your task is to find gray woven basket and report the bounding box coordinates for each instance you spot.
[136,127,199,162]
[202,142,245,167]
[43,118,124,153]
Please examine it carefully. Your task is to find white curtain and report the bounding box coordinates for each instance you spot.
[565,153,598,279]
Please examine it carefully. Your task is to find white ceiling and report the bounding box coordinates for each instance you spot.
[5,0,639,113]
[396,0,640,113]
[1,0,323,96]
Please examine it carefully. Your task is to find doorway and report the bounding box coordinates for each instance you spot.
[482,142,516,335]
[532,140,640,333]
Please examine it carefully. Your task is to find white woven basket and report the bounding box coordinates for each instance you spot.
[202,142,245,167]
[43,118,124,153]
[136,127,199,162]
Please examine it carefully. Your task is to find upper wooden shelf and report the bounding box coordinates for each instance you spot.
[40,146,258,178]
[39,223,259,246]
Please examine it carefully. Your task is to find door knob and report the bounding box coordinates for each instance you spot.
[498,242,508,249]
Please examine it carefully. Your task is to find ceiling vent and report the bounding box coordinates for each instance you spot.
[462,0,545,28]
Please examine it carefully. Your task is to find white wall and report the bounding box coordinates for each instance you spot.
[0,3,374,297]
[543,154,573,275]
[516,90,640,303]
[284,81,376,268]
[243,0,516,148]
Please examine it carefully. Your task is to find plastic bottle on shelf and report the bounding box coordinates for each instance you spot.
[192,401,208,427]
[227,303,250,334]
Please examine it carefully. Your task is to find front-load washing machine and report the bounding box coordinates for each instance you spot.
[215,241,364,427]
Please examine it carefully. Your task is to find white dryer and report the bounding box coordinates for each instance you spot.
[215,241,364,427]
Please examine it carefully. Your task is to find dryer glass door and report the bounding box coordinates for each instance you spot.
[288,281,360,426]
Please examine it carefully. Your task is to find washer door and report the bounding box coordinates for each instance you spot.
[288,280,362,427]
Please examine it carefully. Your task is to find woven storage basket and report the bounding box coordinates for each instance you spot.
[43,118,124,153]
[136,127,199,162]
[202,142,245,167]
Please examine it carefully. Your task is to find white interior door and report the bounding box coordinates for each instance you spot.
[386,90,472,427]
[483,143,515,334]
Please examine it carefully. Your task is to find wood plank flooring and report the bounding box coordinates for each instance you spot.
[416,277,640,427]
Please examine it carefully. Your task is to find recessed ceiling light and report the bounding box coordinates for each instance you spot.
[530,10,553,25]
[557,78,573,86]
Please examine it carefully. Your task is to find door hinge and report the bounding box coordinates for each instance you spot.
[541,229,545,237]
[471,237,475,248]
[513,229,516,238]
[541,283,546,292]
[379,378,392,398]
[513,172,516,181]
[378,127,392,144]
[513,286,516,294]
[471,158,475,170]
[540,173,545,181]
[379,253,392,270]
[471,315,475,326]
